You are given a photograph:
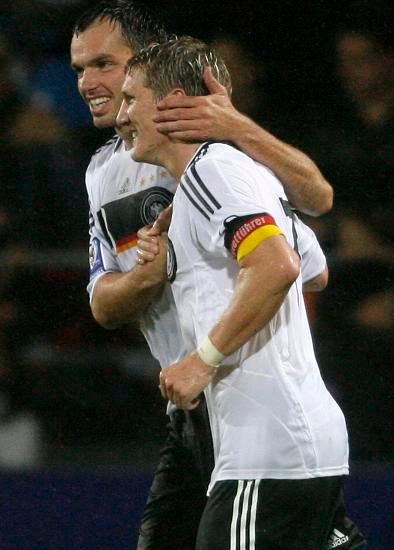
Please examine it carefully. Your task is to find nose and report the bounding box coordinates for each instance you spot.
[78,67,98,94]
[116,99,130,127]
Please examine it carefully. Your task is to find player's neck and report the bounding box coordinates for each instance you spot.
[163,142,201,181]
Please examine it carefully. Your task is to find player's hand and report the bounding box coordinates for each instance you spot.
[136,232,168,289]
[151,204,173,234]
[159,352,215,410]
[137,226,160,264]
[153,67,240,143]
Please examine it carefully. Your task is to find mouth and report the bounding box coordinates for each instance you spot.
[88,96,111,114]
[125,129,138,149]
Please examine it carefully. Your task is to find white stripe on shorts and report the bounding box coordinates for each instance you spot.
[230,480,260,550]
[249,479,260,549]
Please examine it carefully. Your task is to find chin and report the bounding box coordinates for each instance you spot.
[92,115,117,130]
[131,148,145,162]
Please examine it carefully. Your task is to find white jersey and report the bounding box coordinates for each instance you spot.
[86,135,186,369]
[168,142,348,493]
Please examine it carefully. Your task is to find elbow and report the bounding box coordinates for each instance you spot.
[319,183,334,215]
[91,302,121,330]
[280,250,301,289]
[316,266,329,290]
[311,177,333,216]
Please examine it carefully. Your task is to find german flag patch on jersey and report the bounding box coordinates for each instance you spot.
[99,187,173,254]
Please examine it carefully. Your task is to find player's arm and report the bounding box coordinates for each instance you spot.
[303,266,328,292]
[88,214,167,329]
[154,67,333,217]
[205,234,300,355]
[91,256,166,330]
[296,215,329,292]
[160,233,300,409]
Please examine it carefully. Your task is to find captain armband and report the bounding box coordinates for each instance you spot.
[224,213,283,263]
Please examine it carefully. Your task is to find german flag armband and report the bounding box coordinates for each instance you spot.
[224,213,283,262]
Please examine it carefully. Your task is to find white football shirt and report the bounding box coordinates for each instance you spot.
[168,142,349,493]
[86,136,186,369]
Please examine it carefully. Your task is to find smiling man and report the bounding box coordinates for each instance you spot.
[120,36,367,550]
[71,19,131,128]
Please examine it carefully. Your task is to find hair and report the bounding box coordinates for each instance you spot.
[73,0,169,52]
[127,36,232,100]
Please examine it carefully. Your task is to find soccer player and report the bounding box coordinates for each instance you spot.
[71,1,335,547]
[121,36,367,549]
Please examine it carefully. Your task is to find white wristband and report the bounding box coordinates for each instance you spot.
[197,336,225,368]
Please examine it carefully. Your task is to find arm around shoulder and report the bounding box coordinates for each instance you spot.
[230,115,333,217]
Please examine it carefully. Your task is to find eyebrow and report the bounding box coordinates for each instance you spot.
[70,54,114,71]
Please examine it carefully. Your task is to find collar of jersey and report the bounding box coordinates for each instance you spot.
[184,141,213,173]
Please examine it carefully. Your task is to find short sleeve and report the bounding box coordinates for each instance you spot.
[296,217,327,283]
[86,206,119,303]
[182,148,286,259]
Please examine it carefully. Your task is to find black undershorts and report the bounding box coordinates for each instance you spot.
[137,395,214,550]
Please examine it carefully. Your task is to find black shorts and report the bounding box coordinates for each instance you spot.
[196,476,367,550]
[137,394,214,550]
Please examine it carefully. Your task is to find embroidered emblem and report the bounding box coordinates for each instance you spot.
[167,238,177,282]
[140,188,172,225]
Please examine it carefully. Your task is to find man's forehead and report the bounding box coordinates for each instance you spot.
[125,67,144,88]
[71,19,133,56]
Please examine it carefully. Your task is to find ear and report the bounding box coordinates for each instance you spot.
[168,88,186,98]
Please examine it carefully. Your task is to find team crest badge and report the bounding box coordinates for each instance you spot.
[140,188,173,225]
[167,238,177,282]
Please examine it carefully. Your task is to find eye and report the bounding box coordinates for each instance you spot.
[71,66,83,78]
[124,95,134,106]
[97,60,113,70]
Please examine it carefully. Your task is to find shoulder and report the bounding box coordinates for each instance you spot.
[193,142,273,179]
[186,142,278,196]
[87,135,122,171]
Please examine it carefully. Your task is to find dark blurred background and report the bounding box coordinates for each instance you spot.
[0,0,393,547]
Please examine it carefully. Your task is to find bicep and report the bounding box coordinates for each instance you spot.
[239,234,300,289]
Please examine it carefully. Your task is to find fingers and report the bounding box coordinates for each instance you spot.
[159,371,200,410]
[185,398,201,411]
[151,205,172,233]
[155,118,210,143]
[136,231,160,264]
[155,118,208,133]
[154,108,198,123]
[202,66,227,95]
[159,371,168,399]
[155,96,205,112]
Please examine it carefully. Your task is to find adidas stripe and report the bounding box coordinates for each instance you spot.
[230,480,260,550]
[180,164,222,220]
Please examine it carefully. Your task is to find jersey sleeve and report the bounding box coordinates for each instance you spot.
[182,149,289,260]
[87,203,120,302]
[295,217,327,283]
